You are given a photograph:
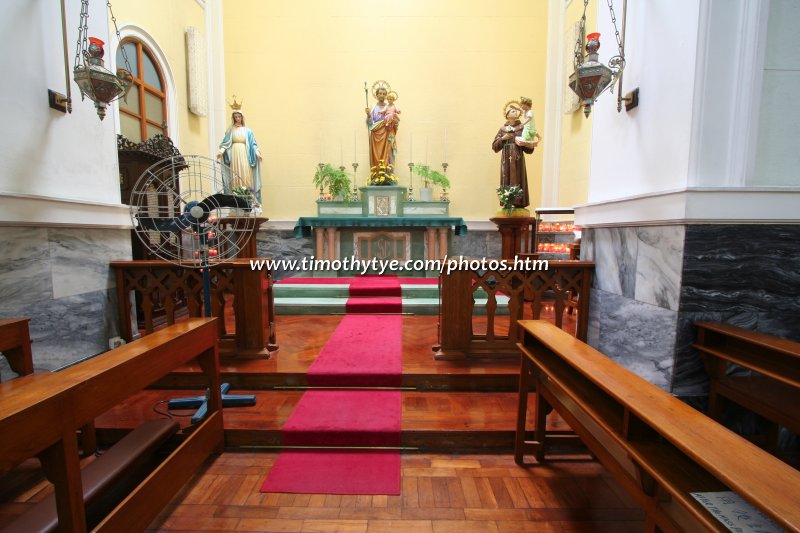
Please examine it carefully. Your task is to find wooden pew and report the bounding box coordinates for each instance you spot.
[0,318,222,533]
[0,318,34,377]
[694,321,800,450]
[2,419,179,533]
[515,320,800,532]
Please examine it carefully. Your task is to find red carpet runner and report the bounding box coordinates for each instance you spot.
[261,277,404,494]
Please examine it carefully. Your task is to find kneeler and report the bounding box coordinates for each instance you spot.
[168,383,256,424]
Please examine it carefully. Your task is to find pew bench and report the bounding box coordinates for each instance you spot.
[515,320,800,532]
[2,419,179,533]
[0,318,34,378]
[0,318,222,532]
[693,321,800,450]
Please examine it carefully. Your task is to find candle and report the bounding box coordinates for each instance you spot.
[319,133,323,162]
[426,137,429,164]
[444,128,448,162]
[340,139,343,166]
[353,129,357,161]
[410,133,413,161]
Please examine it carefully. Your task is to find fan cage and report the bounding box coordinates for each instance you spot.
[129,155,257,267]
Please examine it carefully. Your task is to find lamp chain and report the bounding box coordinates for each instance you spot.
[606,0,624,57]
[573,0,589,70]
[107,0,132,73]
[74,0,90,67]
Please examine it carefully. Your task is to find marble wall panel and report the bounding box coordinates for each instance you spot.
[0,227,53,308]
[449,230,502,260]
[1,288,119,373]
[590,227,638,299]
[50,228,132,298]
[633,226,684,311]
[0,228,128,376]
[591,288,677,391]
[255,229,314,280]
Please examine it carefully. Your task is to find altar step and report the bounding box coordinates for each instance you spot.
[273,278,509,315]
[94,390,573,452]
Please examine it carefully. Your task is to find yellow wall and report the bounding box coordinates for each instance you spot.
[557,0,595,208]
[222,0,549,221]
[112,0,209,158]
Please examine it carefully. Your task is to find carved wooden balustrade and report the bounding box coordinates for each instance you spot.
[434,260,593,360]
[112,259,277,358]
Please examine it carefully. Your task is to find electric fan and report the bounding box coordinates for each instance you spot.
[129,154,257,316]
[129,154,258,420]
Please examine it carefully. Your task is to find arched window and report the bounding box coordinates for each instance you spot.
[116,39,168,142]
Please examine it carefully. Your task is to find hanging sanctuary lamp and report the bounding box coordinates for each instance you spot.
[71,0,133,120]
[568,0,631,117]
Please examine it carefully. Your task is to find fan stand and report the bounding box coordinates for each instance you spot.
[168,383,256,424]
[168,211,256,422]
[130,155,261,423]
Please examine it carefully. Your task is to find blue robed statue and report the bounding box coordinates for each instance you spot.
[217,110,263,204]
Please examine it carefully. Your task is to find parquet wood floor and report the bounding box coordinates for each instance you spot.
[143,453,644,532]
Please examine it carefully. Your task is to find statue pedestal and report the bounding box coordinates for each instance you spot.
[490,216,535,260]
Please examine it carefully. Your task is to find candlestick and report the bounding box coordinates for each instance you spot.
[441,162,449,202]
[352,162,359,201]
[407,162,415,202]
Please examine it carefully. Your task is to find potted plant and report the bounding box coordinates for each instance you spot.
[412,164,450,201]
[496,185,524,215]
[313,163,352,201]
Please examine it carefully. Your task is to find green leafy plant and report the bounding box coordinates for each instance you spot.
[411,164,450,190]
[496,185,523,210]
[313,163,352,201]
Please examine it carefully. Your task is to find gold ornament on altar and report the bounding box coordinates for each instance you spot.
[371,80,392,98]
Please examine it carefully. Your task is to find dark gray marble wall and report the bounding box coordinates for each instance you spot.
[0,227,131,377]
[673,224,800,396]
[255,228,315,280]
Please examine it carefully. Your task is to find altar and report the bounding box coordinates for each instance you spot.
[294,186,466,275]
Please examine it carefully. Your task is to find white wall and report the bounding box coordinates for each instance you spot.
[576,0,800,227]
[753,0,800,186]
[587,1,701,203]
[0,0,127,226]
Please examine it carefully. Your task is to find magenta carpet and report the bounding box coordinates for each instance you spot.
[260,450,400,495]
[262,276,404,495]
[280,390,401,447]
[308,315,402,387]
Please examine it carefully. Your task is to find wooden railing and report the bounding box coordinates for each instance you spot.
[516,320,800,532]
[0,319,222,532]
[434,260,593,360]
[112,259,277,358]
